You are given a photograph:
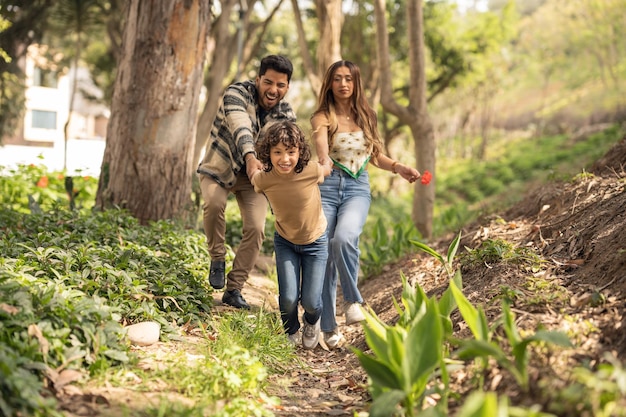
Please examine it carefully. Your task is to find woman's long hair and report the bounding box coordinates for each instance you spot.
[311,60,383,158]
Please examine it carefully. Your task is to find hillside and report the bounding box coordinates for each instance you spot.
[54,133,625,416]
[266,133,626,415]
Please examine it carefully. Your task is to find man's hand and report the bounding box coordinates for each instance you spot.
[245,154,264,179]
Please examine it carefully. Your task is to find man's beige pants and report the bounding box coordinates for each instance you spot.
[199,172,267,291]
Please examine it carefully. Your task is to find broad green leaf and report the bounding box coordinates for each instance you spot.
[446,231,462,266]
[513,331,573,374]
[354,351,402,390]
[450,280,489,341]
[524,330,573,347]
[362,310,390,358]
[455,339,508,364]
[387,327,406,372]
[502,300,521,345]
[410,240,445,265]
[456,391,499,417]
[368,389,406,417]
[439,270,462,318]
[404,297,443,394]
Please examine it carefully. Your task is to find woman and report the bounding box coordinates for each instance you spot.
[311,60,421,349]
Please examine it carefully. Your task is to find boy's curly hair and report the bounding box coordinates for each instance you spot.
[256,121,311,173]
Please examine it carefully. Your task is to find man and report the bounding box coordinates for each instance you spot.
[197,55,296,309]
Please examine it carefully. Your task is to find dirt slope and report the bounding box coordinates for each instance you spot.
[57,134,625,416]
[267,134,626,415]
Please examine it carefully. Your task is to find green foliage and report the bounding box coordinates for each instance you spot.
[451,284,572,391]
[433,125,624,236]
[358,235,576,416]
[354,275,445,417]
[1,209,216,327]
[361,217,422,278]
[136,344,277,417]
[0,166,299,416]
[460,238,543,268]
[0,265,128,415]
[0,162,98,214]
[0,201,220,414]
[211,309,298,374]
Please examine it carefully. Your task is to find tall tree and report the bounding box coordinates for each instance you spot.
[192,0,285,169]
[290,0,343,96]
[375,0,435,239]
[96,0,211,223]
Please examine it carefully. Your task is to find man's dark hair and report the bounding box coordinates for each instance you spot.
[259,55,293,82]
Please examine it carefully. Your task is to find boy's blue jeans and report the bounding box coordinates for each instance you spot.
[274,232,328,335]
[319,169,371,333]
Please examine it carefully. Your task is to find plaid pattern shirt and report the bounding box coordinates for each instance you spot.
[197,80,296,188]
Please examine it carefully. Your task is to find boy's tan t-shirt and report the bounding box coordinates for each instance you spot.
[252,163,327,245]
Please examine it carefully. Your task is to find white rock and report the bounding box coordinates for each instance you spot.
[126,321,161,346]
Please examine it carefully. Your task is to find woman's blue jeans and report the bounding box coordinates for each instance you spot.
[319,169,371,333]
[274,232,328,335]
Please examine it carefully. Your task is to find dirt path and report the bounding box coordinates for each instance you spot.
[214,255,371,416]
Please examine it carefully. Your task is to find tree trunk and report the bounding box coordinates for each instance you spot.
[192,0,283,169]
[291,0,343,97]
[290,0,321,94]
[191,0,238,171]
[96,0,210,223]
[314,0,343,76]
[375,0,435,239]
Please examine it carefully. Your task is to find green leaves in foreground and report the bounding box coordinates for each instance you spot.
[354,275,446,417]
[358,233,574,416]
[451,279,573,392]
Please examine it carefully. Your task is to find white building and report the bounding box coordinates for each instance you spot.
[0,44,108,175]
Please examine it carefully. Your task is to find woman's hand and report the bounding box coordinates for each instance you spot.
[396,163,421,183]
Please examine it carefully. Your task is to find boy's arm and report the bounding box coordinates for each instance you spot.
[319,160,332,177]
[250,168,264,192]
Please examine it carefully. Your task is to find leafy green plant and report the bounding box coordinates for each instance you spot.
[361,218,422,278]
[460,238,543,269]
[410,231,461,278]
[355,276,445,417]
[356,234,465,416]
[0,162,97,214]
[450,281,573,392]
[211,309,298,373]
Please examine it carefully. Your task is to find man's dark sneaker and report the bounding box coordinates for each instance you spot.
[209,260,225,289]
[222,289,250,310]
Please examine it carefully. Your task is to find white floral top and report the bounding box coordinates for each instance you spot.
[329,131,371,178]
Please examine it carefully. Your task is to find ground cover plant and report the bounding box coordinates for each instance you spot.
[0,165,296,416]
[1,126,625,416]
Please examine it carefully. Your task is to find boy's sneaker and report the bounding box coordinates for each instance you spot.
[301,316,320,350]
[344,302,365,325]
[287,332,301,346]
[323,329,345,349]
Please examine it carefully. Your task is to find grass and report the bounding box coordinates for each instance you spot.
[0,122,624,415]
[0,181,297,416]
[359,123,625,276]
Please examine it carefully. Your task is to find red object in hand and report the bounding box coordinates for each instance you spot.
[421,170,432,185]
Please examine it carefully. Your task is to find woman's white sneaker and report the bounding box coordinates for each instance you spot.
[323,329,345,349]
[344,302,365,325]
